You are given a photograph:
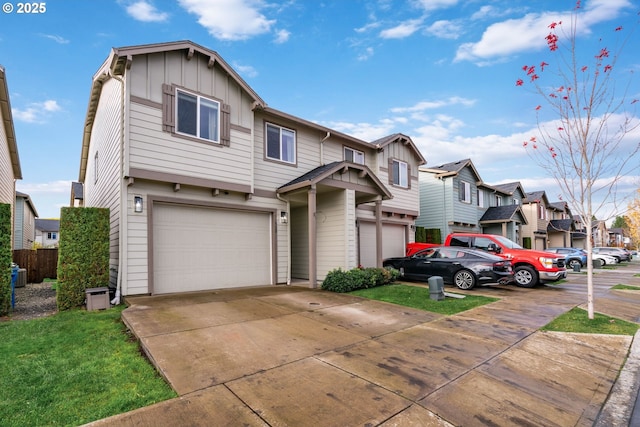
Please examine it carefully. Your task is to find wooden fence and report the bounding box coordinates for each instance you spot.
[12,248,58,283]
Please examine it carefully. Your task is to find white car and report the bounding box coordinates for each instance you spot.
[591,253,618,266]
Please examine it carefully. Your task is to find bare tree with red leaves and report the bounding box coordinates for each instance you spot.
[517,1,640,319]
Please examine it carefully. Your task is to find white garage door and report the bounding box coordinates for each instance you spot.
[359,222,406,268]
[153,203,272,294]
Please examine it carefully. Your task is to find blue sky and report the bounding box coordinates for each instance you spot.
[1,0,639,220]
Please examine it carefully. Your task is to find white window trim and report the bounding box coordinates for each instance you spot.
[344,147,365,164]
[460,181,471,204]
[392,159,409,188]
[477,190,484,208]
[175,88,221,143]
[265,122,297,164]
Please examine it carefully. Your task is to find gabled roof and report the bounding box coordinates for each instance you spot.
[479,205,528,225]
[35,218,59,232]
[0,65,22,179]
[16,191,39,217]
[492,181,526,198]
[371,133,426,165]
[523,190,549,205]
[548,219,574,232]
[80,40,267,182]
[278,161,392,201]
[420,158,482,182]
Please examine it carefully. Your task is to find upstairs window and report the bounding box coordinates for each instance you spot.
[538,204,546,220]
[495,196,502,206]
[477,189,484,207]
[266,123,296,164]
[162,84,231,146]
[391,159,408,188]
[459,181,471,203]
[344,147,365,164]
[177,89,220,142]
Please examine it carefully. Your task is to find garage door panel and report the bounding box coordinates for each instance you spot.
[359,222,406,268]
[153,203,272,294]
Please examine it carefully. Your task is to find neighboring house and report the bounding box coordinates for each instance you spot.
[521,191,553,250]
[35,219,60,248]
[0,65,23,249]
[14,191,38,249]
[607,227,628,247]
[571,214,588,249]
[592,220,608,247]
[70,181,84,207]
[546,201,575,248]
[77,41,425,296]
[417,159,526,243]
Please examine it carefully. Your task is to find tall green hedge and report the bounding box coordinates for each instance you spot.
[56,207,110,311]
[0,203,11,316]
[415,226,442,244]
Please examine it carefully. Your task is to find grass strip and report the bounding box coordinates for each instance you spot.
[349,283,498,315]
[541,307,639,335]
[0,306,176,426]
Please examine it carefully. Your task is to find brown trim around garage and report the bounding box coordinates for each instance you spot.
[128,168,252,194]
[146,194,278,294]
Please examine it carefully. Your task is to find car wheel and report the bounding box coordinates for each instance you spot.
[598,258,606,266]
[614,256,621,263]
[514,266,538,288]
[453,269,476,290]
[568,259,581,269]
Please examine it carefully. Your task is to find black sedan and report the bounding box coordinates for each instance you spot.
[383,246,514,290]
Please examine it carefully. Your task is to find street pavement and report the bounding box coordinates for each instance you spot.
[84,260,640,426]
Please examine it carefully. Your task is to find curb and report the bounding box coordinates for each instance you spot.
[595,329,640,426]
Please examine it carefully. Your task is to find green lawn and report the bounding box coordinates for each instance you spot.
[350,282,639,336]
[349,283,498,314]
[0,306,176,426]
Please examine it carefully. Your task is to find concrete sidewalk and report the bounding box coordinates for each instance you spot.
[85,267,640,426]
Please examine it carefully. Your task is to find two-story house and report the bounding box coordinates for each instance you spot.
[521,191,553,250]
[546,201,575,248]
[417,159,526,243]
[14,191,38,249]
[78,41,425,296]
[0,65,22,248]
[35,219,60,248]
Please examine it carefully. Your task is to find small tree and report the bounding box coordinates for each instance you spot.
[627,189,640,250]
[516,2,640,319]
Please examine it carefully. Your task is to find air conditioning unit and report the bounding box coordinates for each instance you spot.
[16,269,27,288]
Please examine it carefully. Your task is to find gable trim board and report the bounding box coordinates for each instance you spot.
[147,195,277,294]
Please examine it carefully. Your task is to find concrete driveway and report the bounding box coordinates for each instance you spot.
[86,264,640,426]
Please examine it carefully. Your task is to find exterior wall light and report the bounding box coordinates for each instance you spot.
[134,196,143,213]
[280,211,288,224]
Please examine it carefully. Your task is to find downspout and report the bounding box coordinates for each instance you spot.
[320,132,330,165]
[109,70,125,305]
[276,192,291,285]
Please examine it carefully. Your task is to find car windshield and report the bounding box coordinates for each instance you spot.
[492,235,523,249]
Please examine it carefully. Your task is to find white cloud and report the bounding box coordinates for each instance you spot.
[412,0,459,12]
[178,0,275,41]
[454,0,634,63]
[380,18,423,39]
[357,47,374,61]
[17,180,72,195]
[39,34,69,44]
[425,20,463,40]
[325,119,398,142]
[390,97,476,113]
[12,100,62,123]
[232,63,258,78]
[125,1,168,22]
[274,29,290,44]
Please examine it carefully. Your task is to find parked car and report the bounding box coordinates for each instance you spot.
[442,233,566,288]
[593,247,632,262]
[546,247,586,269]
[579,250,618,266]
[383,246,514,290]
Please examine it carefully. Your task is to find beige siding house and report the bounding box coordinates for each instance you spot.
[14,192,38,249]
[0,65,22,248]
[78,41,425,297]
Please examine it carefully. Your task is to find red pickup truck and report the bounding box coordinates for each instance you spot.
[444,233,567,288]
[406,233,566,288]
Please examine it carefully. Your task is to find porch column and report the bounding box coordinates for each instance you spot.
[308,185,317,288]
[501,222,507,236]
[375,199,383,268]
